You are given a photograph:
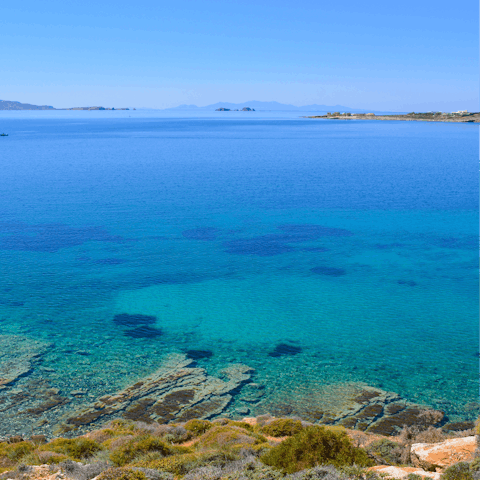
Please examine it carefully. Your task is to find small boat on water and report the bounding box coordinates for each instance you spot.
[0,133,8,136]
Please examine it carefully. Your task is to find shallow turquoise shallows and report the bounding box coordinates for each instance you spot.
[0,110,477,433]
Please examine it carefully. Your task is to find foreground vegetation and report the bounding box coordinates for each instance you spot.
[0,416,477,479]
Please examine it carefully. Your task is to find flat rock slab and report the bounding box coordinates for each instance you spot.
[266,383,445,435]
[411,436,477,470]
[61,354,253,432]
[0,335,49,388]
[370,465,440,479]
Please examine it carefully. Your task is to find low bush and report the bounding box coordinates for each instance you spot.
[228,421,254,432]
[440,462,474,480]
[41,438,102,460]
[141,450,239,476]
[260,425,373,474]
[471,457,480,472]
[0,442,34,462]
[110,436,172,467]
[184,420,212,437]
[261,419,303,438]
[414,427,446,444]
[97,467,148,480]
[163,426,190,444]
[195,426,259,451]
[366,438,403,465]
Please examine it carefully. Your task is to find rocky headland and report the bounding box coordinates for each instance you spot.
[305,112,480,123]
[0,100,130,111]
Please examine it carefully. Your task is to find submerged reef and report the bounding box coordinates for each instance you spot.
[0,335,474,444]
[268,344,302,358]
[59,354,253,433]
[311,266,346,277]
[0,222,125,253]
[223,223,353,256]
[113,314,157,327]
[182,227,220,241]
[0,335,49,389]
[124,326,163,338]
[185,350,213,360]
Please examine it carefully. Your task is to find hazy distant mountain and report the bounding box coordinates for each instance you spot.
[0,100,55,110]
[164,100,379,112]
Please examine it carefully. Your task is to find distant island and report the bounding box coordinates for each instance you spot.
[60,106,130,111]
[164,100,396,113]
[215,107,255,111]
[0,100,131,111]
[0,100,55,110]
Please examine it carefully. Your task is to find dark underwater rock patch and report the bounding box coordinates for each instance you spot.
[113,313,157,327]
[434,236,478,250]
[223,237,295,256]
[268,343,302,357]
[442,421,475,432]
[146,271,216,285]
[398,279,417,287]
[182,227,220,241]
[311,266,346,277]
[93,258,128,265]
[299,246,329,252]
[223,224,352,257]
[0,299,24,307]
[374,243,404,249]
[0,222,125,252]
[278,224,354,238]
[124,326,163,338]
[185,349,213,360]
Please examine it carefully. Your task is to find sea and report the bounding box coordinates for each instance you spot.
[0,110,478,434]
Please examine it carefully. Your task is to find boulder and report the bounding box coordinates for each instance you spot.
[411,436,477,470]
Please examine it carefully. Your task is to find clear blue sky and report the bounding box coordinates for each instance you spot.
[2,1,478,110]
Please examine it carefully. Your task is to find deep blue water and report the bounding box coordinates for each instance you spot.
[0,111,478,428]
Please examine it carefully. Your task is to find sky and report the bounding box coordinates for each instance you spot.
[1,1,478,111]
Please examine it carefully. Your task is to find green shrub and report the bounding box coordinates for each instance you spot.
[0,442,34,462]
[440,462,473,480]
[366,438,403,465]
[471,457,480,472]
[184,419,212,436]
[41,437,101,460]
[407,474,424,480]
[195,426,258,450]
[110,436,172,466]
[261,419,303,437]
[97,467,147,480]
[260,425,373,473]
[229,421,254,432]
[137,450,237,476]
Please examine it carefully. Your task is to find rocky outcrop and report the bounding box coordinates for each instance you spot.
[265,383,445,436]
[411,436,477,470]
[370,465,440,479]
[0,335,49,389]
[60,354,253,433]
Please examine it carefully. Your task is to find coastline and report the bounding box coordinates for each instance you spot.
[304,113,480,123]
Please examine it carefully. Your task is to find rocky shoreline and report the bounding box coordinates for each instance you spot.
[0,414,477,480]
[0,336,476,440]
[305,112,480,123]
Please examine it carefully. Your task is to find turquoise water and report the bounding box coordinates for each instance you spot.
[0,111,478,431]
